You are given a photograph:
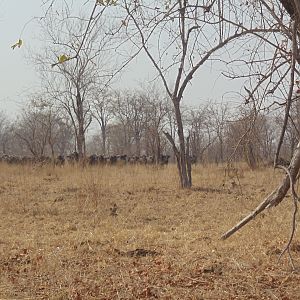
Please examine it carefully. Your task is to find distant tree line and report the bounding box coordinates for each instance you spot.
[0,88,298,168]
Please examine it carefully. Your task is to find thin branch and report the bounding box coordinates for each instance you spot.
[274,20,298,166]
[177,28,281,101]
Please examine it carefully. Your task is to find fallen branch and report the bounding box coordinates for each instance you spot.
[221,141,300,240]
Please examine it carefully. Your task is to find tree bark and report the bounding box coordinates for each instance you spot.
[101,125,107,155]
[135,131,141,156]
[77,124,85,159]
[76,93,85,160]
[219,138,224,163]
[186,134,192,186]
[156,132,161,165]
[173,100,191,188]
[247,143,257,170]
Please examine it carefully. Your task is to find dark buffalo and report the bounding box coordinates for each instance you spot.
[67,152,79,164]
[88,154,99,165]
[159,154,170,165]
[55,155,65,166]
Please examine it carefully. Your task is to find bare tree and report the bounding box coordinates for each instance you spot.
[141,86,170,161]
[92,89,114,155]
[110,90,135,155]
[15,106,50,158]
[14,98,73,159]
[110,89,150,155]
[226,109,278,168]
[207,103,231,164]
[106,123,127,155]
[187,105,215,164]
[31,97,74,158]
[93,85,170,157]
[34,5,115,159]
[119,0,277,187]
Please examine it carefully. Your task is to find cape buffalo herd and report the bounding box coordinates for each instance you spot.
[0,153,170,166]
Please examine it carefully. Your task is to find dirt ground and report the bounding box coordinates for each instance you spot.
[0,163,300,299]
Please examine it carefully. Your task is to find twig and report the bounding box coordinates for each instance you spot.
[51,2,104,68]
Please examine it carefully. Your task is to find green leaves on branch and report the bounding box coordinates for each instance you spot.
[96,0,117,6]
[11,39,23,50]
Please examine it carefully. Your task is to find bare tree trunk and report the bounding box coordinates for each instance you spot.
[156,132,161,164]
[135,132,141,156]
[48,129,55,162]
[77,124,85,159]
[186,134,192,186]
[50,142,55,161]
[174,100,191,188]
[2,142,6,155]
[219,138,224,163]
[74,133,78,153]
[76,93,85,160]
[243,142,257,170]
[247,143,257,169]
[124,127,129,155]
[101,126,106,155]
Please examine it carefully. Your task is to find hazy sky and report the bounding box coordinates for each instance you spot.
[0,1,42,115]
[0,1,244,117]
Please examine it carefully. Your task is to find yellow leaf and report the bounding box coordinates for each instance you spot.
[11,39,23,50]
[58,54,70,63]
[97,0,117,6]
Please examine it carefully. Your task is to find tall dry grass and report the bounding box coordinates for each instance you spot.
[0,162,299,299]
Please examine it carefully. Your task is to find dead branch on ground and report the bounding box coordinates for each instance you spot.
[221,141,300,240]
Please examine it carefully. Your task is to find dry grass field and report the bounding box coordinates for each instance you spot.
[0,163,300,299]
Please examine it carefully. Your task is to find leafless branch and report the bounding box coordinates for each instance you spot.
[274,20,298,166]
